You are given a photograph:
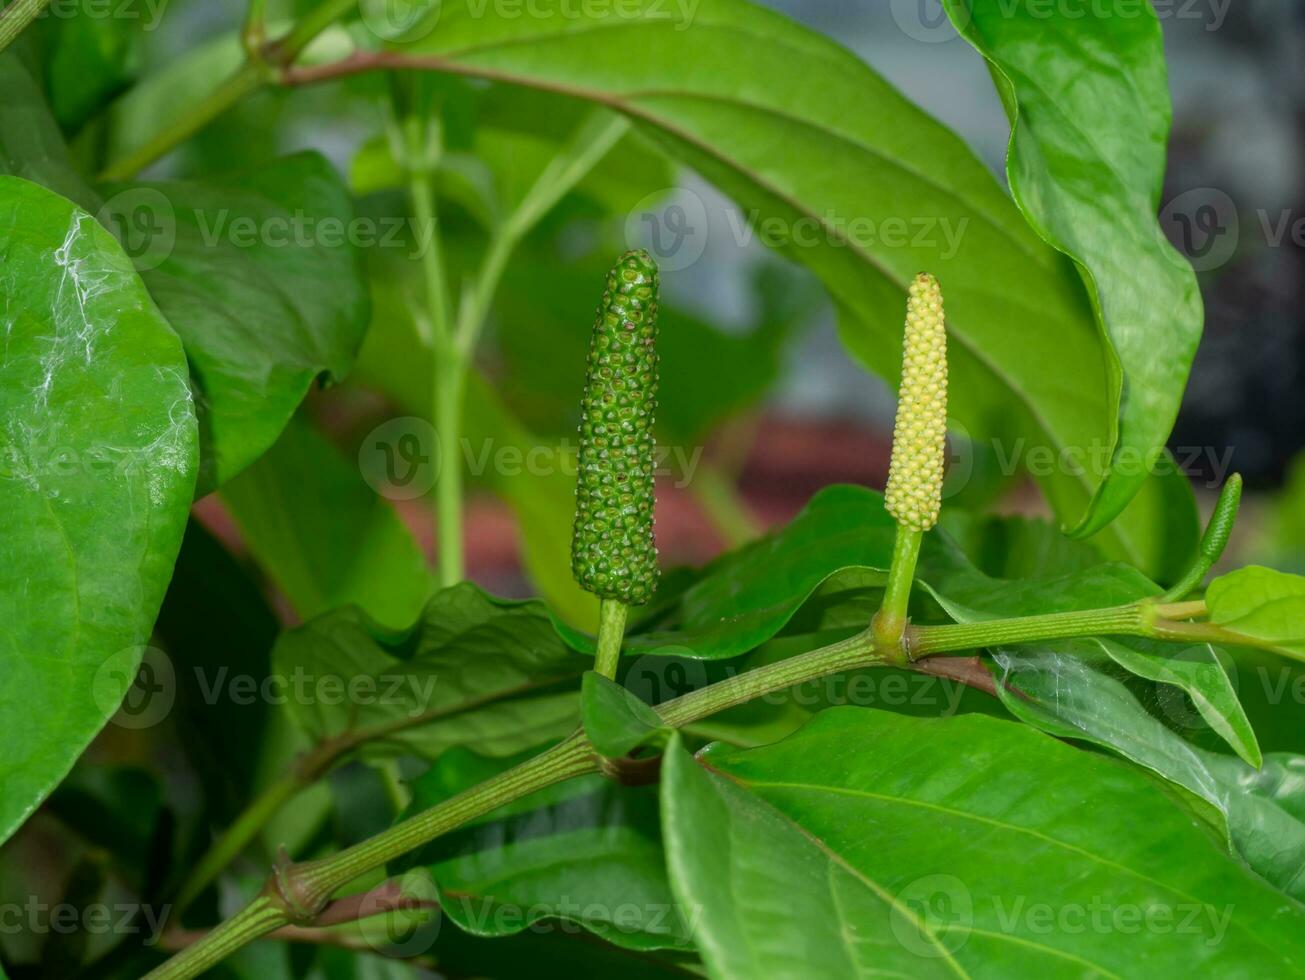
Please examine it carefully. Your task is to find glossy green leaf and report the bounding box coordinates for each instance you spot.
[221,416,433,629]
[391,0,1196,579]
[1207,566,1305,661]
[0,176,197,845]
[44,10,141,131]
[597,485,1256,764]
[944,0,1202,538]
[919,544,1261,769]
[271,583,589,760]
[663,711,1305,977]
[392,744,692,950]
[988,645,1305,902]
[153,520,281,821]
[0,53,97,210]
[582,671,670,758]
[103,152,371,490]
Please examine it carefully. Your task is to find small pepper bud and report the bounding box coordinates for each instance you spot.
[884,273,948,532]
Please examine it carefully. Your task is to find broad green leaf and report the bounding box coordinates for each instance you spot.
[104,152,371,489]
[1207,566,1305,661]
[153,520,281,821]
[919,546,1261,769]
[271,583,589,760]
[937,511,1103,581]
[597,485,1256,764]
[582,671,670,757]
[663,711,1305,978]
[392,744,692,950]
[425,920,700,978]
[584,480,1242,756]
[0,53,98,210]
[392,0,1197,579]
[44,10,141,131]
[0,66,371,490]
[0,177,197,845]
[944,0,1202,538]
[221,416,433,629]
[989,646,1305,902]
[1263,450,1305,574]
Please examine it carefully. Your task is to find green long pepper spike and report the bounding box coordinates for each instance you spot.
[884,272,949,533]
[571,249,660,606]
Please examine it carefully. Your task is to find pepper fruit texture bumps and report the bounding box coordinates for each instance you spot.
[571,249,661,606]
[884,273,948,533]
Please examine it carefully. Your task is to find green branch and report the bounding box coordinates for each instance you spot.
[593,598,629,679]
[97,0,356,181]
[0,0,50,53]
[144,589,1258,979]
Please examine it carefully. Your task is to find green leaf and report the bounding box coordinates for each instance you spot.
[392,744,692,950]
[153,520,281,820]
[0,176,197,845]
[221,416,433,629]
[944,0,1202,538]
[44,9,141,131]
[582,671,670,758]
[989,646,1305,902]
[662,711,1305,977]
[394,0,1197,579]
[104,152,371,490]
[271,583,589,760]
[920,550,1261,769]
[0,53,98,210]
[1207,566,1305,661]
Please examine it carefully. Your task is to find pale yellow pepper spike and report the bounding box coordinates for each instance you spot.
[884,273,948,532]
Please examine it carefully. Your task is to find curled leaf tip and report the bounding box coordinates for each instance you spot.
[884,272,948,532]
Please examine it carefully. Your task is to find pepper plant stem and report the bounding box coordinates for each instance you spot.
[871,526,921,663]
[0,0,50,53]
[280,732,597,917]
[908,604,1150,656]
[96,0,356,181]
[146,593,1238,979]
[143,895,288,980]
[593,598,629,679]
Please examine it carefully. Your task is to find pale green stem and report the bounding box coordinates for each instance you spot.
[97,0,356,180]
[147,591,1252,979]
[0,0,50,52]
[908,604,1150,657]
[143,895,287,980]
[593,598,629,679]
[871,526,922,663]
